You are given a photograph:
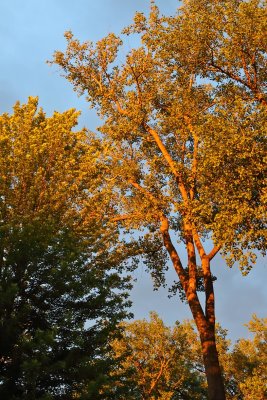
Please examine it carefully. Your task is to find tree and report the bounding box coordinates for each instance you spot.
[0,98,131,399]
[51,1,267,398]
[111,312,206,399]
[222,315,267,399]
[110,314,267,400]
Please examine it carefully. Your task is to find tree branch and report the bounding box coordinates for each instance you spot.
[111,213,138,222]
[159,215,188,291]
[208,62,267,106]
[191,225,206,260]
[202,256,215,323]
[184,223,197,294]
[207,245,222,261]
[143,123,181,179]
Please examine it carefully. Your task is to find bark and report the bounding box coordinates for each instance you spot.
[200,325,226,400]
[160,217,226,400]
[191,258,226,400]
[187,295,226,400]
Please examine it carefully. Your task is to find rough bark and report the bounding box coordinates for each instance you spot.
[189,259,226,400]
[160,217,226,400]
[200,327,226,400]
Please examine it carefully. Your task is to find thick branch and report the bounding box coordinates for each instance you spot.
[191,225,206,260]
[184,222,197,294]
[160,216,206,325]
[160,215,188,291]
[143,123,181,179]
[142,124,194,216]
[202,256,215,324]
[142,123,206,263]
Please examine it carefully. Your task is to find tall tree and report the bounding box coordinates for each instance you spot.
[52,1,267,398]
[0,98,131,399]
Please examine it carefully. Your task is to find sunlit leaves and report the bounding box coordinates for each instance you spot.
[0,98,131,399]
[111,312,207,399]
[52,4,266,395]
[52,1,266,274]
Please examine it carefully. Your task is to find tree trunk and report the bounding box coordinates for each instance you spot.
[200,328,226,400]
[189,301,226,400]
[160,218,226,399]
[200,256,226,400]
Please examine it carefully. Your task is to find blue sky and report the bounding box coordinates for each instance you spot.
[1,0,266,342]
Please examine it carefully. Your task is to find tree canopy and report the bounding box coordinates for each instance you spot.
[110,313,267,400]
[51,0,267,398]
[52,1,266,398]
[111,312,207,399]
[0,98,131,399]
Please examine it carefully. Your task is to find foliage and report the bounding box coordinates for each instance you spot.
[51,0,266,267]
[223,315,267,400]
[168,0,267,267]
[110,313,267,400]
[52,1,266,398]
[0,98,131,399]
[110,312,207,399]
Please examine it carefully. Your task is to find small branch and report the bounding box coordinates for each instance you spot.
[209,62,267,106]
[128,61,143,109]
[208,62,249,88]
[148,359,167,395]
[251,52,258,88]
[207,244,222,261]
[188,74,195,91]
[115,101,128,116]
[184,116,199,201]
[110,213,138,222]
[241,51,252,88]
[129,180,156,203]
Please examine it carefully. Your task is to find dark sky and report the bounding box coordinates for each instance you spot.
[1,0,266,342]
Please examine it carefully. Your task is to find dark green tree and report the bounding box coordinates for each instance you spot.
[0,98,131,399]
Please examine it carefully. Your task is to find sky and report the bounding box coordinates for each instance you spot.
[0,0,266,342]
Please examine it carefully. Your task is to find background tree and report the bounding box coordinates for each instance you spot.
[0,98,131,399]
[52,1,266,398]
[222,315,267,400]
[111,312,207,400]
[110,314,266,400]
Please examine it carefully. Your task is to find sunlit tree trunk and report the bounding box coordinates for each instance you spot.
[188,259,226,400]
[200,326,226,400]
[161,219,226,400]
